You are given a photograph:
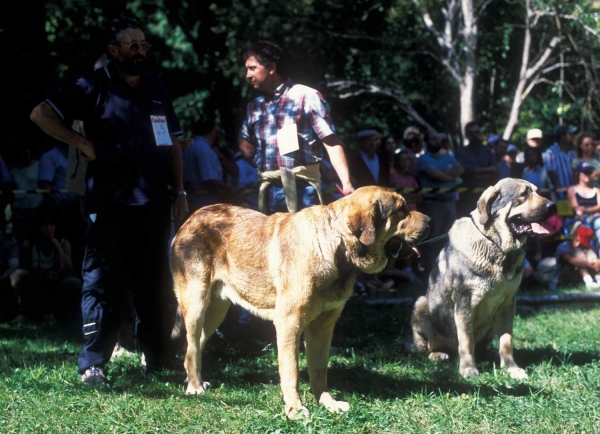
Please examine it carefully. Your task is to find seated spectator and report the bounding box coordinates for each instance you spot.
[0,226,20,322]
[522,147,551,192]
[0,155,14,237]
[390,150,420,210]
[543,125,577,197]
[349,129,390,188]
[183,118,239,212]
[38,142,84,276]
[417,130,464,276]
[9,144,43,245]
[550,225,600,291]
[455,121,499,217]
[402,126,423,175]
[234,151,259,209]
[15,209,82,322]
[538,213,564,258]
[567,162,600,241]
[516,128,544,164]
[571,131,600,187]
[505,144,522,177]
[438,133,451,154]
[486,133,502,152]
[494,139,511,179]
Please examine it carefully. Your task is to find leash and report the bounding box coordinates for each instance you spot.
[416,233,449,246]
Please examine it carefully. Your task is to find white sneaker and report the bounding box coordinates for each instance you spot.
[585,281,600,291]
[81,366,106,384]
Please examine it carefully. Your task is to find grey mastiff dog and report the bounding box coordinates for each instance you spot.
[411,178,556,379]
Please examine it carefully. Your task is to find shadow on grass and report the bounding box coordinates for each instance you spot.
[323,365,538,400]
[515,346,600,367]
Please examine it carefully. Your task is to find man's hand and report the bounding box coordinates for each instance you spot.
[592,260,600,273]
[173,194,190,228]
[79,139,97,160]
[338,182,355,196]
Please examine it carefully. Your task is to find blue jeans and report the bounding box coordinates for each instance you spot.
[266,180,319,214]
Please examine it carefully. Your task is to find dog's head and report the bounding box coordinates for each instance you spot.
[332,186,430,273]
[477,178,556,237]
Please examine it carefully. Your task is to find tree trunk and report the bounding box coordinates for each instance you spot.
[503,1,531,140]
[460,0,477,139]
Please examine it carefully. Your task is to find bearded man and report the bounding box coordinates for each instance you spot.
[30,14,192,383]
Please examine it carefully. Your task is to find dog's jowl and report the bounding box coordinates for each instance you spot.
[411,178,555,379]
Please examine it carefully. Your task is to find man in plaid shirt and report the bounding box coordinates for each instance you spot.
[239,41,354,214]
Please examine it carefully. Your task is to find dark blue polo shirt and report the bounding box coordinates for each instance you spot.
[45,62,183,212]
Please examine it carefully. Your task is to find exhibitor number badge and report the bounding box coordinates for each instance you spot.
[151,115,172,146]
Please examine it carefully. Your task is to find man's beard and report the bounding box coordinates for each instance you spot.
[426,145,442,154]
[115,55,145,76]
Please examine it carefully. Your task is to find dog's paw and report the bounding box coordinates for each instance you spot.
[429,352,449,361]
[286,405,310,420]
[319,393,350,413]
[460,366,480,378]
[507,367,528,380]
[186,381,211,394]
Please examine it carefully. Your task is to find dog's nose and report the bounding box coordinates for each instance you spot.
[546,202,557,215]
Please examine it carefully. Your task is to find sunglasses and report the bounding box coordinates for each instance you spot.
[120,41,152,53]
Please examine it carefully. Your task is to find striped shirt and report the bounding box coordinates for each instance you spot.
[543,143,576,188]
[240,79,335,171]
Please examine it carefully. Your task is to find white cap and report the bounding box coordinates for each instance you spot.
[527,128,543,140]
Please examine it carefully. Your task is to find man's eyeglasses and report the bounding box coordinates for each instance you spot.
[120,42,151,53]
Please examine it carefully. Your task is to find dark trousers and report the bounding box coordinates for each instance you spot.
[77,206,171,374]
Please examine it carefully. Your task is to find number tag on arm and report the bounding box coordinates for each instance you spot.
[151,115,173,146]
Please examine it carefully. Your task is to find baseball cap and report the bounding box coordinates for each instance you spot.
[487,134,501,146]
[576,161,594,173]
[357,129,378,139]
[507,144,518,153]
[526,128,543,140]
[575,225,594,249]
[554,125,577,136]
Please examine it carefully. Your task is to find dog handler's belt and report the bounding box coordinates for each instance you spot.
[257,163,324,214]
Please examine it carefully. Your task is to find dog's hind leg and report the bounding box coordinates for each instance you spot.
[183,281,231,395]
[304,307,349,414]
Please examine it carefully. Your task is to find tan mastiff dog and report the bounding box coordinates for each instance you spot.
[171,186,430,418]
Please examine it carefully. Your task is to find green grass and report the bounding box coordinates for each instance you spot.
[1,298,600,433]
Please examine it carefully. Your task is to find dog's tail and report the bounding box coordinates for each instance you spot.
[171,305,186,341]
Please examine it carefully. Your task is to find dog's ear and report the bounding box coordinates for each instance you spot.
[349,210,377,245]
[478,186,499,226]
[348,204,381,246]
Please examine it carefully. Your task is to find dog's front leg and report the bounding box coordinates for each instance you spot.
[454,302,479,378]
[497,297,527,379]
[274,314,309,419]
[305,307,349,414]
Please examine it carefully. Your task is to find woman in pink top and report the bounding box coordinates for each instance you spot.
[390,150,421,211]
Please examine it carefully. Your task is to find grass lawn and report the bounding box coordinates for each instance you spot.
[1,291,600,433]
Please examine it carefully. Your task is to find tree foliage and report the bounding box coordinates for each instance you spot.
[2,0,600,162]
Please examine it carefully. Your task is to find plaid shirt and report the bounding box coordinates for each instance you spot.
[240,79,336,171]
